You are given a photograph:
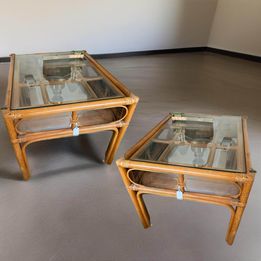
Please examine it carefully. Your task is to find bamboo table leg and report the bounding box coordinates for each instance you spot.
[105,125,128,164]
[226,178,254,245]
[105,101,138,164]
[3,115,30,180]
[226,206,245,245]
[117,162,150,228]
[137,191,151,227]
[105,128,119,164]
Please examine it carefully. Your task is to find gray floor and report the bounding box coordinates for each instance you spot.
[0,52,261,261]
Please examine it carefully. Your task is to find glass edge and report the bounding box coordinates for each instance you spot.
[10,94,125,110]
[130,157,247,174]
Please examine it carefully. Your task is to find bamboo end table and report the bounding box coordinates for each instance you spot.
[117,113,255,245]
[1,50,138,180]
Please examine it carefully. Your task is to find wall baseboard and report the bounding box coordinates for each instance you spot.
[0,47,260,63]
[206,47,261,63]
[0,57,10,63]
[91,47,207,59]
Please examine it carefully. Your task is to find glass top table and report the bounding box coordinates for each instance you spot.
[1,50,138,181]
[131,113,246,173]
[118,113,254,245]
[10,51,124,109]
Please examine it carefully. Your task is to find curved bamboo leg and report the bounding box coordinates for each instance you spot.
[137,191,151,228]
[3,115,30,180]
[105,102,138,164]
[225,206,236,243]
[226,206,244,245]
[117,164,150,228]
[226,180,254,245]
[21,143,32,180]
[105,125,127,164]
[104,128,119,164]
[13,142,30,180]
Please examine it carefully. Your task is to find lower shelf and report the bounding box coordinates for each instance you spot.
[128,170,241,198]
[16,107,125,134]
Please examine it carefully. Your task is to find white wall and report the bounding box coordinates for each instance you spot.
[0,0,217,56]
[208,0,261,56]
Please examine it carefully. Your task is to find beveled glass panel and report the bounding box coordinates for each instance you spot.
[132,113,246,173]
[11,51,124,109]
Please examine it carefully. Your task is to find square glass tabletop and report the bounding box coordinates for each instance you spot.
[131,113,246,173]
[11,51,124,109]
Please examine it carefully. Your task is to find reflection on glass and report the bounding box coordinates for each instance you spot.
[20,74,45,107]
[49,84,65,103]
[132,114,245,173]
[43,62,71,81]
[139,142,168,161]
[88,80,119,98]
[24,74,36,85]
[11,51,124,109]
[157,128,175,140]
[46,82,90,104]
[213,149,237,170]
[71,66,82,81]
[166,145,209,166]
[20,86,44,107]
[191,147,208,166]
[184,121,213,144]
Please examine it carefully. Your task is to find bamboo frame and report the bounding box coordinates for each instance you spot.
[1,50,139,180]
[116,114,255,245]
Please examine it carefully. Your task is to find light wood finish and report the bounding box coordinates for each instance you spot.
[117,115,255,245]
[1,51,139,180]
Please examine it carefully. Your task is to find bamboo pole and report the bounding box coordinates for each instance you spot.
[117,164,150,228]
[226,173,254,245]
[9,96,137,119]
[117,158,252,183]
[71,111,78,129]
[16,121,127,144]
[105,98,139,164]
[3,114,30,180]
